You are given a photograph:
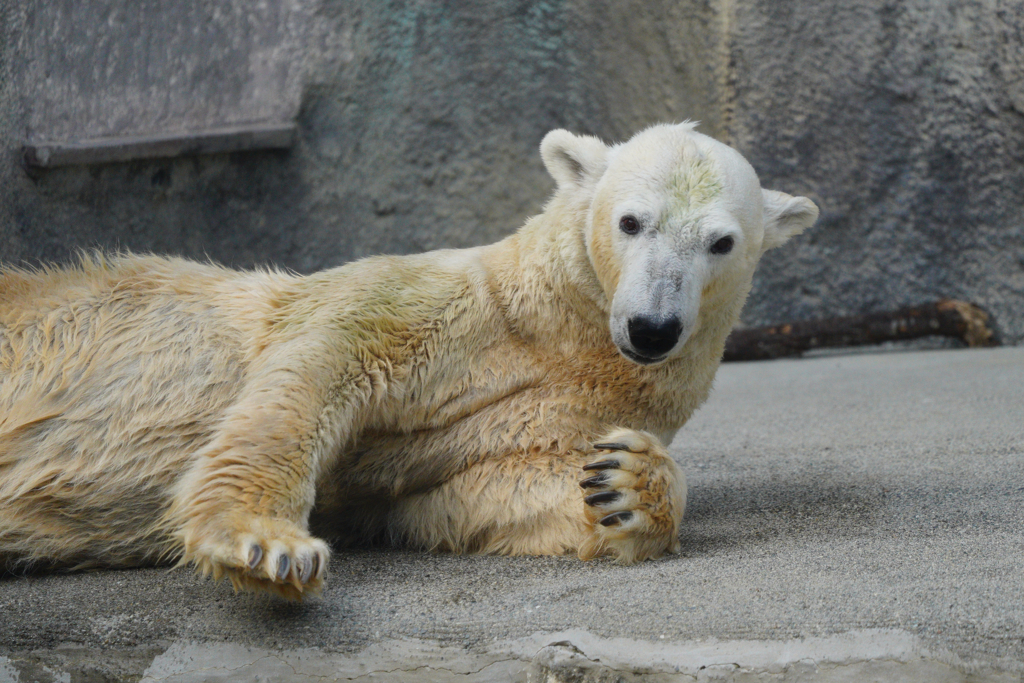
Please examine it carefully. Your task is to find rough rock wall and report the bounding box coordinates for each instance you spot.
[2,0,1023,343]
[730,0,1024,344]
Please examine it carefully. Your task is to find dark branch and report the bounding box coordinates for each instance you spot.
[724,299,999,362]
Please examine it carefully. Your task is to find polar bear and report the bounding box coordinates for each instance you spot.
[0,123,817,599]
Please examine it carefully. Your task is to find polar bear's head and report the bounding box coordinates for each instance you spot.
[540,123,818,365]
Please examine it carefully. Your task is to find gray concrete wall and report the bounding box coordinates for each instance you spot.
[2,0,1023,343]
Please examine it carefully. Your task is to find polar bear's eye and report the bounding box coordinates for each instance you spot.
[710,236,735,255]
[619,215,641,235]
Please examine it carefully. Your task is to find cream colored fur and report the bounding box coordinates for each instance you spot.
[0,124,817,599]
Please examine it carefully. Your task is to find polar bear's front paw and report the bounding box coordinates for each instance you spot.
[180,515,330,600]
[576,429,686,563]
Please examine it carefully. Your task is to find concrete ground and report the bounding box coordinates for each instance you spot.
[1,347,1022,682]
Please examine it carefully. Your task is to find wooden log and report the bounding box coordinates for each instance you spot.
[723,299,998,362]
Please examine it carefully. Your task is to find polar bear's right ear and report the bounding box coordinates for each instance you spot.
[541,129,609,191]
[761,189,819,253]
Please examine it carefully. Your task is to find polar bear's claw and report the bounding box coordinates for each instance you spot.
[592,442,634,452]
[276,555,290,581]
[582,459,620,471]
[599,510,633,526]
[246,544,263,569]
[584,491,621,506]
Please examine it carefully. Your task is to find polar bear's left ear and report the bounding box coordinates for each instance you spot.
[541,129,609,191]
[761,189,819,253]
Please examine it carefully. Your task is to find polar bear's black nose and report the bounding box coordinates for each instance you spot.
[627,316,683,358]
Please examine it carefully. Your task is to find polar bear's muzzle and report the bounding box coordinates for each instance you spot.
[622,315,683,364]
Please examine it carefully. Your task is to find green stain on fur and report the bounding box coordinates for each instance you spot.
[666,157,722,217]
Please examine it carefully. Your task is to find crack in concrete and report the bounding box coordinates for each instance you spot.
[339,659,522,681]
[141,643,525,682]
[143,653,279,681]
[147,656,524,682]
